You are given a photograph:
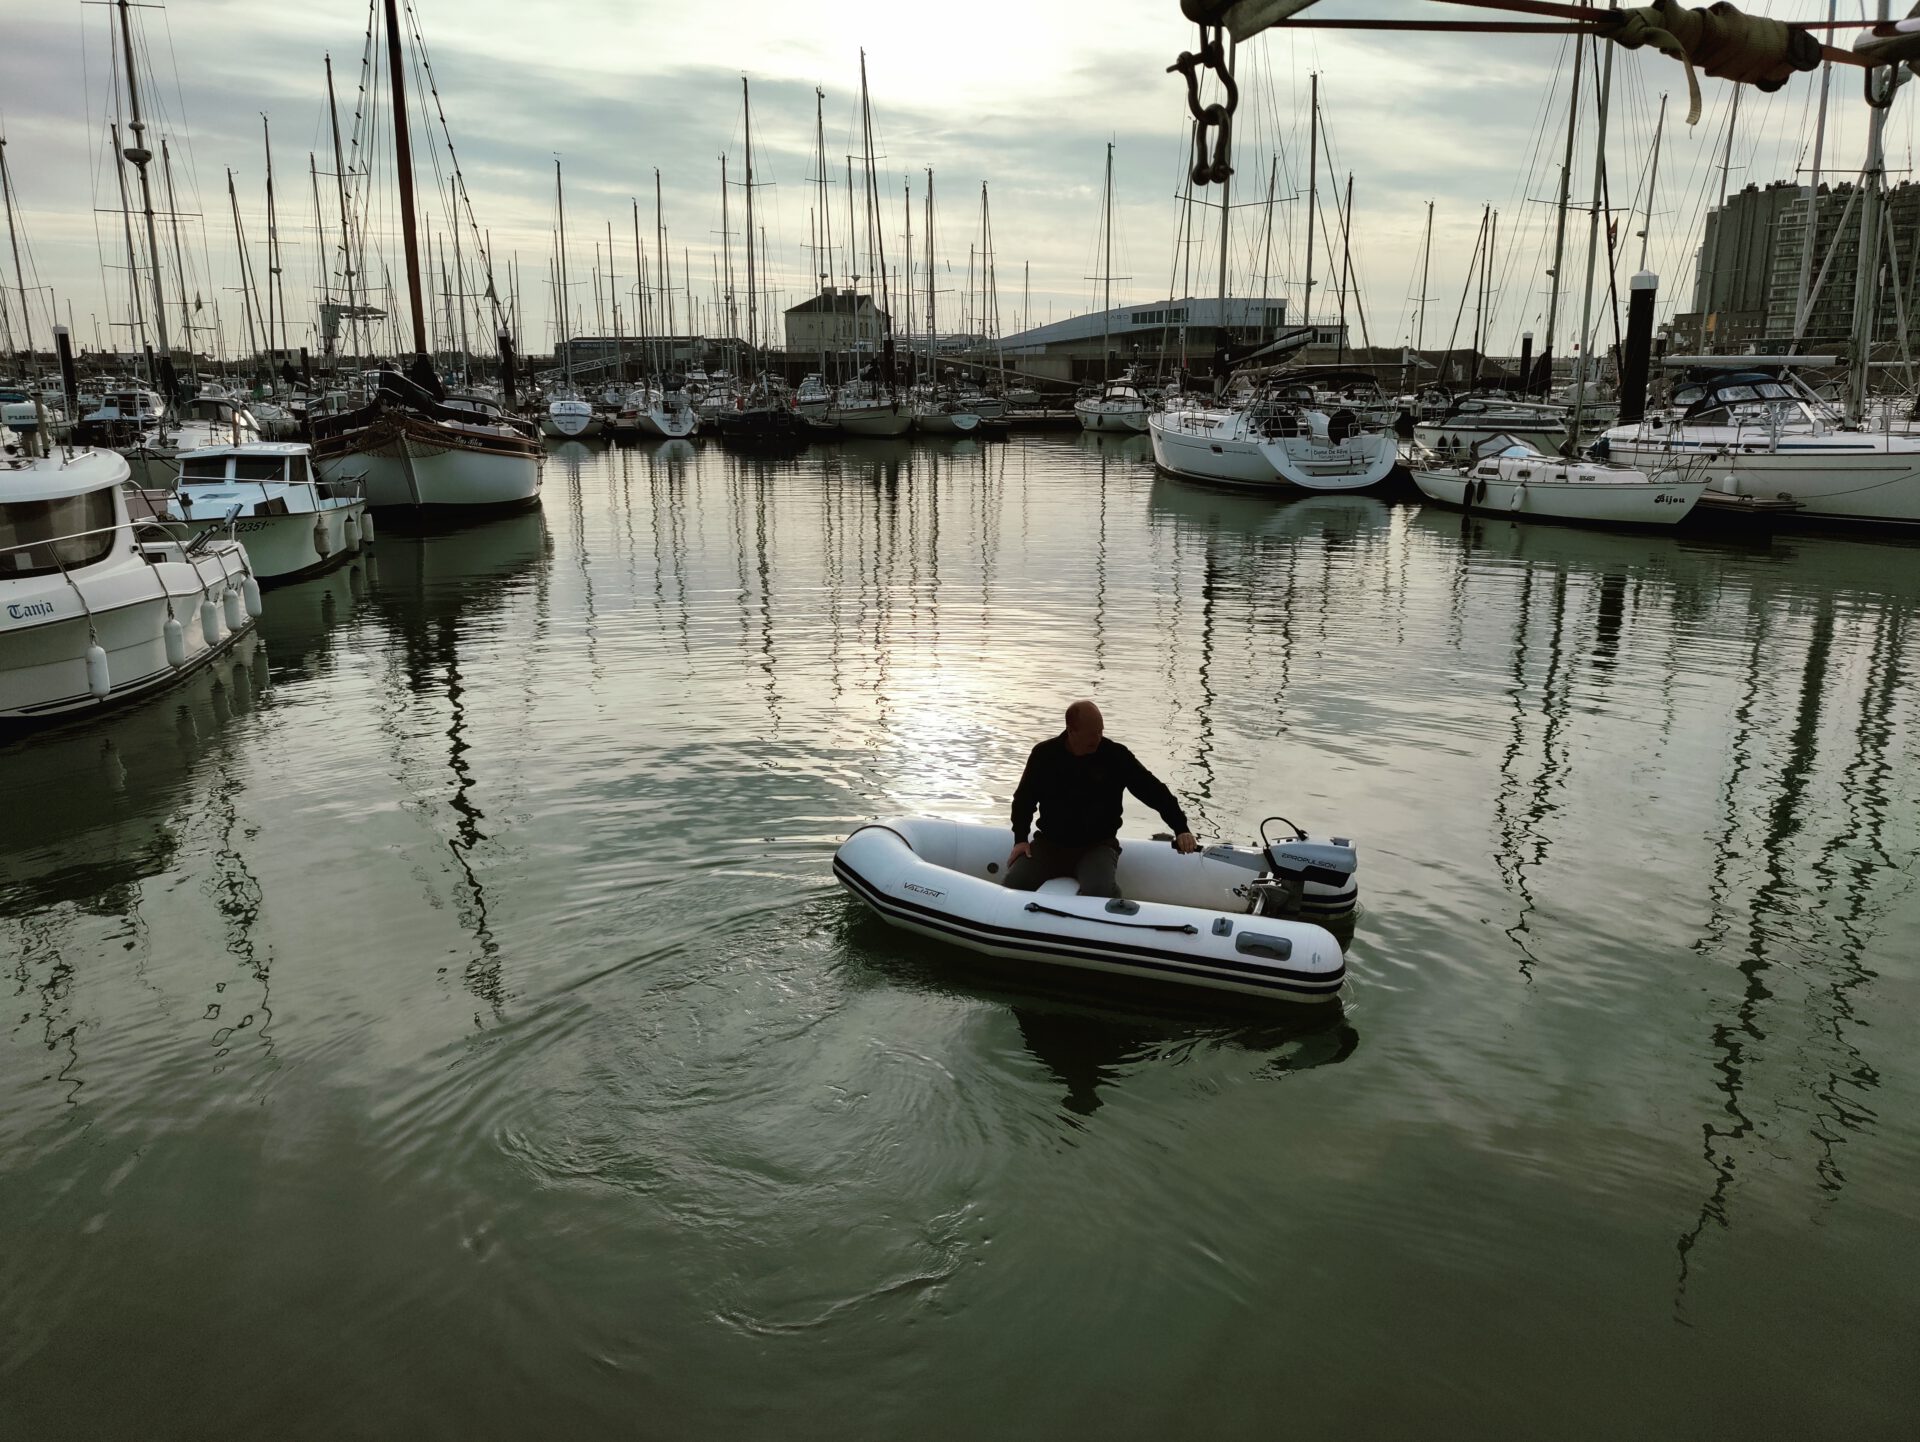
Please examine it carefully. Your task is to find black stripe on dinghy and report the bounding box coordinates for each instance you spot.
[833,857,1343,996]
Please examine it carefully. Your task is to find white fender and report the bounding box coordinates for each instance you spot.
[358,509,374,547]
[313,515,332,557]
[242,574,263,616]
[163,615,187,668]
[343,510,359,549]
[85,643,111,700]
[223,585,246,630]
[200,596,221,647]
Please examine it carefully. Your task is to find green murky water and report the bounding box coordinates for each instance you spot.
[3,433,1916,1437]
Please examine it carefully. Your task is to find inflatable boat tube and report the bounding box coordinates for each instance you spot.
[833,818,1348,1003]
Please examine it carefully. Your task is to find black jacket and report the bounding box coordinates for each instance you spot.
[1011,734,1189,847]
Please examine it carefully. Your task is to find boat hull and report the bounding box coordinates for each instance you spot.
[1414,467,1705,525]
[914,410,980,434]
[312,411,541,511]
[173,502,367,583]
[1075,401,1150,433]
[1604,438,1920,527]
[1149,413,1281,486]
[834,819,1347,1004]
[1258,432,1399,491]
[1,542,257,723]
[832,406,914,437]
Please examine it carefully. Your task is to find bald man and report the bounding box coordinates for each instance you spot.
[1005,700,1198,898]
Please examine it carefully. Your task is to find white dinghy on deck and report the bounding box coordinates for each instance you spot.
[834,817,1357,1004]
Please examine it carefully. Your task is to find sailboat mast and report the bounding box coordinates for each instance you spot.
[608,220,621,386]
[1542,29,1586,393]
[1102,141,1114,384]
[632,198,651,376]
[858,50,894,395]
[555,159,573,387]
[814,88,831,378]
[0,139,34,366]
[1636,93,1667,273]
[904,176,914,383]
[226,166,262,363]
[1417,200,1433,356]
[114,0,172,367]
[1567,31,1615,444]
[382,0,428,358]
[1259,155,1278,338]
[1304,72,1318,334]
[1336,172,1353,364]
[325,55,357,362]
[1793,0,1838,345]
[1849,2,1894,421]
[111,127,148,370]
[161,139,196,381]
[263,115,291,367]
[925,169,935,344]
[743,76,757,375]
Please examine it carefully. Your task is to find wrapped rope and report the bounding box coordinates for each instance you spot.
[1600,1,1822,123]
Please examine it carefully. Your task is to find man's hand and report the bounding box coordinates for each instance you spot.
[1007,840,1032,868]
[1173,831,1198,854]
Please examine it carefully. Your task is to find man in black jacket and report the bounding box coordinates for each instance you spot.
[1004,700,1197,898]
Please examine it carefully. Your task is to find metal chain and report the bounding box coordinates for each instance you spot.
[1168,23,1237,187]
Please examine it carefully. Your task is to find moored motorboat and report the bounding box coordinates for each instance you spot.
[834,816,1356,1003]
[2,447,259,723]
[167,440,368,582]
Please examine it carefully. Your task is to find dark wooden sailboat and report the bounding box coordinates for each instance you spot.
[309,0,539,511]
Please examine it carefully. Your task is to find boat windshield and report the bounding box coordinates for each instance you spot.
[233,456,288,483]
[0,487,118,577]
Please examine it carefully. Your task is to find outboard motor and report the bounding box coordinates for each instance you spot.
[1246,816,1359,919]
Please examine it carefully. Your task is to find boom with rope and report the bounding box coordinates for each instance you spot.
[1176,2,1920,128]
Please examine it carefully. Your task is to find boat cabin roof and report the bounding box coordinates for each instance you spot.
[0,448,131,502]
[1675,372,1820,416]
[178,441,311,461]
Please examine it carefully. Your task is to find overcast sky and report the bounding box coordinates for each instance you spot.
[3,0,1914,362]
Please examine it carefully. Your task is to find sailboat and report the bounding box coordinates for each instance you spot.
[310,0,541,511]
[825,54,912,439]
[1075,144,1149,434]
[712,78,812,448]
[541,160,600,440]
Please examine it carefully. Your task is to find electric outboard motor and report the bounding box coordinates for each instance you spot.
[1247,816,1359,919]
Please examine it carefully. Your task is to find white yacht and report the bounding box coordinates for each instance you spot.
[794,374,832,418]
[827,381,913,437]
[1415,436,1706,526]
[168,441,368,583]
[1,447,259,722]
[1149,400,1279,485]
[1256,383,1398,491]
[541,392,601,440]
[912,393,981,435]
[1598,370,1920,528]
[1150,382,1394,490]
[617,385,698,439]
[1074,379,1151,433]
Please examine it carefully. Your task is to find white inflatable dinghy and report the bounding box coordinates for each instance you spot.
[833,817,1358,1003]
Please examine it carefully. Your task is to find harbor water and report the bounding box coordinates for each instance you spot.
[3,433,1916,1436]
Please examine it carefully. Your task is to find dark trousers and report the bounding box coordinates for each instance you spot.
[1003,836,1121,898]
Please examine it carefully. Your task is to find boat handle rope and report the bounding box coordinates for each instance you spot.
[845,822,916,850]
[1024,901,1199,935]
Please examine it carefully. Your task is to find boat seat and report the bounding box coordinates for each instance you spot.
[1035,877,1080,895]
